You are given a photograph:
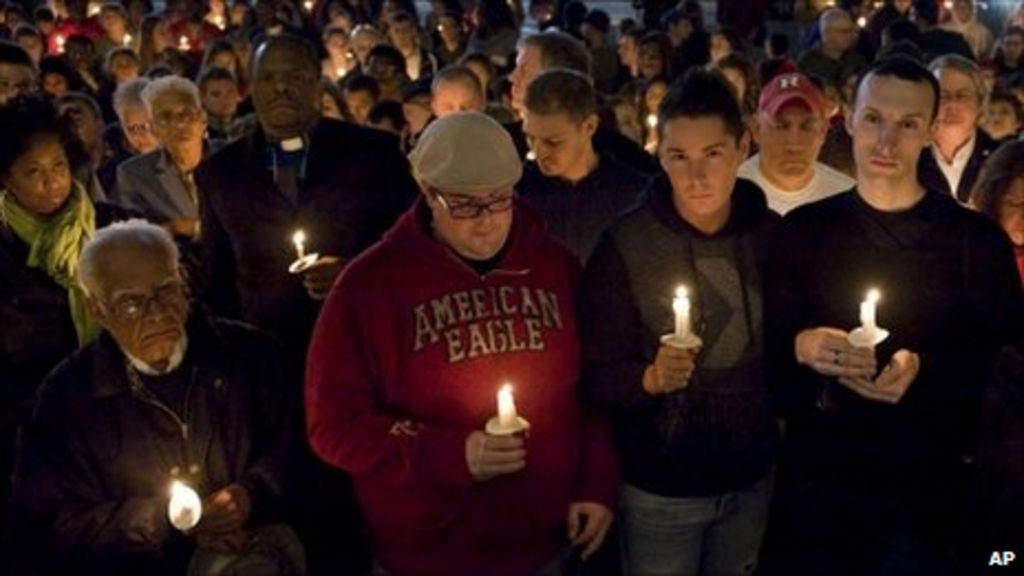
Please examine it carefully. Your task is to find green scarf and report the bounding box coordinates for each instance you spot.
[3,182,100,345]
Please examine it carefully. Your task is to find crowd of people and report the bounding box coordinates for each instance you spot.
[0,0,1023,574]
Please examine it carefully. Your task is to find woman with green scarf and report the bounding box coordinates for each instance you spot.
[0,96,127,514]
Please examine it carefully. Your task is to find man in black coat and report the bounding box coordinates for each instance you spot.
[195,34,418,357]
[12,221,304,576]
[764,57,1022,575]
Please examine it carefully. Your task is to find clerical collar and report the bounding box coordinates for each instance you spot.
[126,335,189,376]
[279,136,306,152]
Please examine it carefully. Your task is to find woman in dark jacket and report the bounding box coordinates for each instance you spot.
[0,96,124,515]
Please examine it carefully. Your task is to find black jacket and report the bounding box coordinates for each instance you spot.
[11,314,303,576]
[194,119,418,356]
[518,152,648,262]
[580,176,780,497]
[917,130,1000,203]
[505,120,660,177]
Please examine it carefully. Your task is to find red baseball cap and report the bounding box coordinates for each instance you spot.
[758,72,825,117]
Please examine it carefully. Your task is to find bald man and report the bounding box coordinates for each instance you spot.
[798,8,868,87]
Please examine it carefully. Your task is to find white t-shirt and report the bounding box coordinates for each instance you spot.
[737,154,855,215]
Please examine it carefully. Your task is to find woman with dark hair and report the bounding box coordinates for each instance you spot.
[467,0,520,68]
[38,55,85,98]
[713,52,759,119]
[710,25,746,65]
[636,31,673,81]
[970,139,1024,283]
[200,38,249,97]
[0,96,126,517]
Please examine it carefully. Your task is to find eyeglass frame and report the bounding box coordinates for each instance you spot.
[102,278,188,321]
[429,186,516,219]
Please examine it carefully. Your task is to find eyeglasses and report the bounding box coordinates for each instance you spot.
[124,122,152,136]
[433,189,515,219]
[152,107,203,127]
[106,280,186,320]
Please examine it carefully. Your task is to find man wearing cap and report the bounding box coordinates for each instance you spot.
[306,111,618,576]
[738,72,855,215]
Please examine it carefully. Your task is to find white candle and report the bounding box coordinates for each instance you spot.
[336,66,347,79]
[859,288,880,332]
[123,34,133,46]
[213,14,226,30]
[56,35,66,54]
[646,114,658,129]
[497,384,517,428]
[857,16,866,28]
[168,480,202,531]
[178,35,190,51]
[673,286,691,338]
[292,230,306,260]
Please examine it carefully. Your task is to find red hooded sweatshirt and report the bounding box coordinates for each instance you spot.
[306,198,618,576]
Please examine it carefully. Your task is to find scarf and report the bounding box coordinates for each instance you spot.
[2,182,100,345]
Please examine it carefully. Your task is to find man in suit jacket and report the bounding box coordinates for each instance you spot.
[195,35,418,356]
[112,76,211,240]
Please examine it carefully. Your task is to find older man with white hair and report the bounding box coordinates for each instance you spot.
[112,76,212,240]
[798,8,868,88]
[12,220,306,576]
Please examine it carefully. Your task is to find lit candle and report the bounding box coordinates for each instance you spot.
[213,14,226,30]
[336,66,347,79]
[857,16,867,27]
[88,2,101,17]
[525,150,536,161]
[303,0,314,11]
[646,113,658,129]
[497,384,517,428]
[292,230,306,260]
[178,35,191,51]
[673,286,691,338]
[943,0,953,9]
[123,33,133,46]
[167,480,202,531]
[56,35,66,54]
[859,288,880,333]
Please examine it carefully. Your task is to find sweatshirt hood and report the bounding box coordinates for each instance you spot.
[644,173,771,237]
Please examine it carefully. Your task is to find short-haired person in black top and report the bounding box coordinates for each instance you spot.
[763,57,1023,575]
[581,69,779,576]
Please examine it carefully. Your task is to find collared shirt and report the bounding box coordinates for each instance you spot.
[932,135,976,202]
[126,335,189,375]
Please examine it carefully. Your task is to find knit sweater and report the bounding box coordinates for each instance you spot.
[580,176,780,497]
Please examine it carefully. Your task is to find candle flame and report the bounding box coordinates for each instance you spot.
[857,16,866,27]
[675,285,687,299]
[168,480,202,531]
[867,288,880,304]
[646,114,658,128]
[292,230,306,245]
[526,151,537,161]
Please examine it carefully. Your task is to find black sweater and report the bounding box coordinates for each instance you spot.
[580,176,780,497]
[765,189,1023,486]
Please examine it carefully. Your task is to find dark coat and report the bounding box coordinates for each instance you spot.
[917,130,1000,203]
[194,119,418,356]
[11,314,303,576]
[580,177,780,497]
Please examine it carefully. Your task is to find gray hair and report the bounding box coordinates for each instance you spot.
[113,77,150,119]
[140,75,201,116]
[820,7,852,32]
[79,219,180,297]
[929,54,987,105]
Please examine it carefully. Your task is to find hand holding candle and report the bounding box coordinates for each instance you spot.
[168,480,202,531]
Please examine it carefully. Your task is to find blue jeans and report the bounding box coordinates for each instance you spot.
[619,472,773,576]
